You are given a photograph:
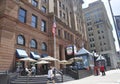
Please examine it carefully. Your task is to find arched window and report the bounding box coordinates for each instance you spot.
[30,39,37,49]
[41,42,47,51]
[17,35,25,45]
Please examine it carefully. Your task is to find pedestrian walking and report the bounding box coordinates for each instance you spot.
[31,65,36,76]
[100,65,106,76]
[47,66,55,84]
[52,67,56,77]
[16,66,20,76]
[25,66,31,76]
[94,66,99,76]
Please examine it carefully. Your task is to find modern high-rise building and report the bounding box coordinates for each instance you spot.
[0,0,86,72]
[83,0,117,68]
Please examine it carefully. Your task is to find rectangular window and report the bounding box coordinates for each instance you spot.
[60,11,62,18]
[41,20,46,32]
[32,0,38,7]
[31,15,37,28]
[63,13,65,19]
[62,4,65,10]
[64,31,67,39]
[18,8,26,23]
[41,6,46,13]
[58,29,61,37]
[59,1,61,7]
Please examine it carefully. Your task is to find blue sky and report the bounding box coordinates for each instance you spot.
[83,0,120,51]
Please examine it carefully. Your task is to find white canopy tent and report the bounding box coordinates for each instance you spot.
[96,55,106,61]
[75,47,92,56]
[75,47,94,68]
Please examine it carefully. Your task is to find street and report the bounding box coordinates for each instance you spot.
[56,69,120,84]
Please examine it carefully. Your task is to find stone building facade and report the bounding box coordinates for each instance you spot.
[0,0,86,72]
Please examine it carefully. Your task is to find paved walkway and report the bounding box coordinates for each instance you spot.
[56,69,120,84]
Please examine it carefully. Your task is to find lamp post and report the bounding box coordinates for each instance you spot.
[92,51,95,66]
[92,51,100,75]
[108,0,120,47]
[72,45,79,79]
[73,45,75,66]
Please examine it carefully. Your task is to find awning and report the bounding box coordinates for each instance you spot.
[30,52,40,60]
[16,49,28,58]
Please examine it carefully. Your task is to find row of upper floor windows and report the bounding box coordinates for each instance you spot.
[29,0,48,13]
[88,30,104,37]
[89,35,105,42]
[17,35,47,51]
[19,7,47,32]
[59,10,66,19]
[18,7,73,42]
[90,43,107,52]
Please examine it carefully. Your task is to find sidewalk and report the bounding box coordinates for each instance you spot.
[56,69,120,84]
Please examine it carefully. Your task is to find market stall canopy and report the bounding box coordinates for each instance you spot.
[35,60,50,64]
[16,49,28,58]
[30,52,40,60]
[96,55,106,61]
[75,47,92,56]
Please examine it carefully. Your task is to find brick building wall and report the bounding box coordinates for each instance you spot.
[0,0,85,71]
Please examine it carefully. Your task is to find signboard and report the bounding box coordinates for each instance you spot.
[66,45,77,55]
[65,45,77,60]
[66,46,73,55]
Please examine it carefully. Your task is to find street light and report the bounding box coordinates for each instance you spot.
[92,51,95,66]
[108,0,120,47]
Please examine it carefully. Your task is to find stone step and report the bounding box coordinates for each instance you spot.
[10,74,75,84]
[10,75,61,84]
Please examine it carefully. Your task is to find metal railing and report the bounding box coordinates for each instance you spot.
[65,68,79,79]
[0,70,9,84]
[0,70,8,75]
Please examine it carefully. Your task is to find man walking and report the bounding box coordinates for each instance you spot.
[47,66,55,84]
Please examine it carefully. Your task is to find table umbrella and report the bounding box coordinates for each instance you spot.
[68,57,83,62]
[35,60,50,64]
[59,60,71,65]
[40,56,59,61]
[19,57,36,62]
